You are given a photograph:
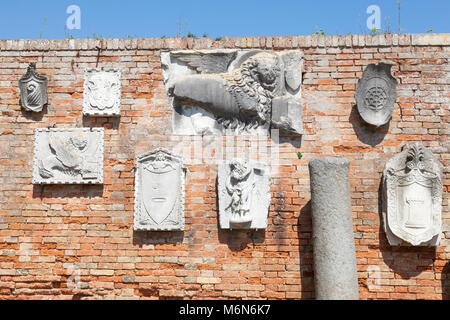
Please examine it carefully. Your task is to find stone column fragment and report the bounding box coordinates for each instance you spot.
[308,157,359,300]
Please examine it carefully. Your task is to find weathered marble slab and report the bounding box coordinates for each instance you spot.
[134,148,186,231]
[218,159,270,229]
[32,128,104,184]
[83,68,122,116]
[162,49,303,136]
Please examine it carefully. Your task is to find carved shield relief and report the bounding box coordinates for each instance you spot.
[19,63,48,112]
[83,68,122,116]
[355,63,397,127]
[134,149,185,231]
[383,143,443,246]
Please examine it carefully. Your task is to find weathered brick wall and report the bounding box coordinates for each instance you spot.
[0,34,448,300]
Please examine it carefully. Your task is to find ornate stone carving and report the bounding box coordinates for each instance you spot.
[83,68,122,116]
[33,128,104,184]
[218,159,270,229]
[134,148,186,231]
[355,63,397,127]
[19,62,48,112]
[162,49,303,136]
[382,143,443,246]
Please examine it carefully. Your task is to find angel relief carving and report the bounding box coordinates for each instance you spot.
[383,143,443,246]
[33,128,104,184]
[162,49,303,136]
[134,149,185,231]
[218,159,270,229]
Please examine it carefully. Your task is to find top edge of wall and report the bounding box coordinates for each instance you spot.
[0,34,448,51]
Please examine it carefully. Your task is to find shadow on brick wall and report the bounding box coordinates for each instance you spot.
[298,200,315,299]
[32,184,104,199]
[20,103,47,122]
[441,261,450,300]
[217,229,266,252]
[82,115,121,130]
[349,105,389,147]
[132,230,185,246]
[377,179,437,280]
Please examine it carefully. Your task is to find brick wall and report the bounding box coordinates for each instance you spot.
[0,34,448,300]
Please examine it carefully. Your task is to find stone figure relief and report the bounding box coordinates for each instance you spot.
[33,128,104,184]
[19,62,48,112]
[382,142,443,246]
[134,148,186,231]
[162,49,303,136]
[218,159,270,229]
[355,63,397,127]
[83,68,122,116]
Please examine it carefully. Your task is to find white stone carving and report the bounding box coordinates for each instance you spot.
[218,159,270,229]
[383,143,443,246]
[33,128,104,184]
[162,49,303,136]
[83,68,122,116]
[134,148,186,231]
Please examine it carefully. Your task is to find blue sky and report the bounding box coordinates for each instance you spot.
[0,0,448,40]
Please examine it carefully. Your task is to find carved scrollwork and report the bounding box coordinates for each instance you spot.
[382,142,443,246]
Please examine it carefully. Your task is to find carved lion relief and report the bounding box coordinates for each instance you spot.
[134,148,186,231]
[218,159,270,229]
[382,143,443,246]
[33,128,104,184]
[162,49,303,136]
[355,63,397,127]
[83,68,122,116]
[19,62,48,112]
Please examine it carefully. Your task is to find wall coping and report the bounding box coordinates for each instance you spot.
[0,33,448,51]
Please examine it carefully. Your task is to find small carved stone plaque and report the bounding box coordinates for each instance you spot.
[134,148,186,231]
[355,63,397,127]
[162,49,303,136]
[218,159,270,229]
[383,143,443,246]
[83,68,122,116]
[19,62,48,112]
[33,128,104,184]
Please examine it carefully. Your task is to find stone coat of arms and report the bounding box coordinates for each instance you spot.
[83,68,122,116]
[382,143,443,246]
[355,63,397,127]
[134,149,185,231]
[19,62,48,112]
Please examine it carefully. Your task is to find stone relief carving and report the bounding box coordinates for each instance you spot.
[218,159,270,229]
[33,128,104,184]
[83,68,122,116]
[355,63,397,127]
[162,49,303,136]
[134,148,186,231]
[19,62,48,112]
[382,143,443,246]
